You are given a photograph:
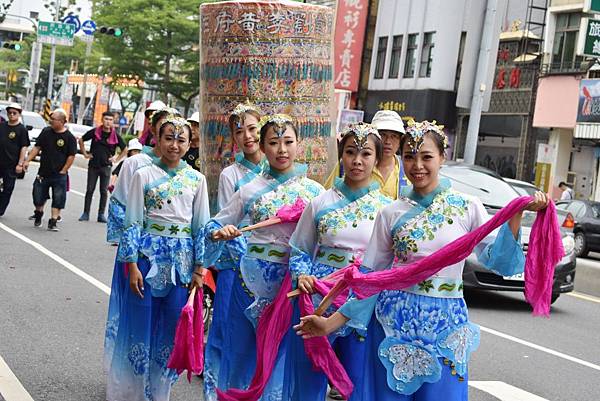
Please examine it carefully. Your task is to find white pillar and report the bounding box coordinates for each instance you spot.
[547,128,572,193]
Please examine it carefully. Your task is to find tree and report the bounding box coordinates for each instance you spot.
[94,0,216,115]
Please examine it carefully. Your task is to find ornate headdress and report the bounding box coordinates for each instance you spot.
[150,106,181,125]
[340,122,380,151]
[404,119,448,153]
[159,116,191,139]
[231,101,261,129]
[257,114,294,137]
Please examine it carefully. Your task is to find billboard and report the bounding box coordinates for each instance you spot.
[577,79,600,123]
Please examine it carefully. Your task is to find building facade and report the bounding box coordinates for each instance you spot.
[533,0,600,200]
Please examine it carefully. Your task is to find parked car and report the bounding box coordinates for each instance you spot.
[504,178,540,196]
[440,163,576,304]
[555,199,600,258]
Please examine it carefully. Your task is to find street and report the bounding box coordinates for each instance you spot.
[0,161,599,401]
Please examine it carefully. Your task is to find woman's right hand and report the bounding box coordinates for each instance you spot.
[294,315,332,339]
[212,225,242,241]
[129,262,144,298]
[297,274,316,294]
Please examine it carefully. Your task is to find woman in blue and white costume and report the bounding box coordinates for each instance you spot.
[289,122,392,400]
[207,114,324,400]
[295,120,549,401]
[203,103,264,400]
[106,117,210,401]
[104,107,179,370]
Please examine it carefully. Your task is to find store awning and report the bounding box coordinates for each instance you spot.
[574,124,600,139]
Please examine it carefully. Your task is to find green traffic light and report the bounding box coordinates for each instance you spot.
[114,28,122,37]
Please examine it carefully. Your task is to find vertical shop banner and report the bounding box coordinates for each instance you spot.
[535,143,554,193]
[334,0,368,92]
[199,1,336,213]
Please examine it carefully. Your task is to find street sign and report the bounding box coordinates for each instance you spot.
[37,21,76,46]
[61,14,81,34]
[119,116,128,126]
[81,20,96,35]
[577,18,600,57]
[584,0,600,13]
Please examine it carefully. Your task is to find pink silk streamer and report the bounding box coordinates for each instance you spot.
[325,196,564,317]
[297,292,354,399]
[167,287,205,382]
[276,197,307,223]
[94,125,119,145]
[217,273,294,401]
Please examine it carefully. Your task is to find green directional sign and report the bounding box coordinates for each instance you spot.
[578,18,600,57]
[584,0,600,13]
[37,21,76,46]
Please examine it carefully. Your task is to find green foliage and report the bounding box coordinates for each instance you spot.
[94,0,217,113]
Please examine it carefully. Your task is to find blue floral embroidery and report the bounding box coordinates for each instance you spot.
[436,323,480,376]
[393,190,470,262]
[445,194,466,207]
[317,192,390,236]
[119,222,142,262]
[128,342,150,376]
[107,197,126,243]
[145,168,201,211]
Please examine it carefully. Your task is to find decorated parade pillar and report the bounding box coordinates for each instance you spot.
[199,0,337,212]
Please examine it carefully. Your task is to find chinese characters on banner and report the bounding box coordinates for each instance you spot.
[199,1,336,213]
[334,0,369,92]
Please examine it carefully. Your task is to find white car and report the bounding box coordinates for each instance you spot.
[67,123,94,153]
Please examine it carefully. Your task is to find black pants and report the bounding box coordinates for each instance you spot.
[84,166,111,214]
[0,167,17,215]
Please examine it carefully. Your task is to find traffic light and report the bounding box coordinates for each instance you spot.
[1,42,22,51]
[98,26,123,37]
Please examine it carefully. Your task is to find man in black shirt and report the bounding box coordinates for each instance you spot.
[183,112,201,171]
[78,111,126,222]
[0,103,30,216]
[23,109,77,231]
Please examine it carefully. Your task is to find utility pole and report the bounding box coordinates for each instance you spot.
[77,38,93,124]
[25,41,42,110]
[46,0,61,105]
[463,0,499,165]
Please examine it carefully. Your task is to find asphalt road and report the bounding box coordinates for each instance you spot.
[0,162,599,401]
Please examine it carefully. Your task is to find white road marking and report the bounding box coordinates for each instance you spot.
[566,291,600,303]
[478,325,600,372]
[0,354,35,401]
[469,381,548,401]
[0,222,110,295]
[70,189,85,197]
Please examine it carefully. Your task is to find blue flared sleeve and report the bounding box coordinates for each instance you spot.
[192,174,211,265]
[202,220,227,267]
[476,222,525,277]
[119,222,142,262]
[118,168,146,262]
[338,293,378,332]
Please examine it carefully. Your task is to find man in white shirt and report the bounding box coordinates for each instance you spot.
[559,181,574,200]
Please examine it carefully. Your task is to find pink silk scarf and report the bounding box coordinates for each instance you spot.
[218,195,564,401]
[94,125,119,145]
[167,287,204,382]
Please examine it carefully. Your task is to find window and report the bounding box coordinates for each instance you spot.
[374,36,388,79]
[551,13,583,72]
[419,32,435,77]
[389,35,403,78]
[403,34,418,78]
[566,201,584,217]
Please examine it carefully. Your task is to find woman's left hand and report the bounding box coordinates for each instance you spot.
[525,191,549,212]
[190,267,204,290]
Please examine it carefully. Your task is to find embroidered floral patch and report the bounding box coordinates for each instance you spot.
[317,192,389,236]
[393,190,470,261]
